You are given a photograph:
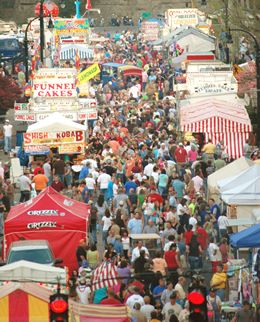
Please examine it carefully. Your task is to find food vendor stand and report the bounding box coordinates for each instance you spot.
[4,187,89,272]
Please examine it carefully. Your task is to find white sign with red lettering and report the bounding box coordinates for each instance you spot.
[32,68,78,98]
[23,130,85,146]
[14,114,36,122]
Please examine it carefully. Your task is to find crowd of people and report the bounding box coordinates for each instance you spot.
[0,29,258,322]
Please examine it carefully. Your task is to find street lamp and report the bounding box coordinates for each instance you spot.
[24,15,53,82]
[228,28,260,146]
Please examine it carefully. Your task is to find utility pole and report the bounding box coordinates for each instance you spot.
[40,0,45,63]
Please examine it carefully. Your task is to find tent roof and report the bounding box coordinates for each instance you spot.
[180,98,251,127]
[0,281,52,301]
[166,26,215,45]
[5,187,89,234]
[221,175,260,205]
[218,164,260,192]
[0,260,66,284]
[230,224,260,248]
[207,157,254,196]
[27,112,86,132]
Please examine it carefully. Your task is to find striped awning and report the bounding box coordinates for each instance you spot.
[69,301,130,321]
[180,98,252,159]
[91,261,119,291]
[60,44,94,60]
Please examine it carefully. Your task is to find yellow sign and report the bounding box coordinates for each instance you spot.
[77,64,100,84]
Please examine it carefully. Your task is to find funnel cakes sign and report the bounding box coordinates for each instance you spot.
[32,68,77,98]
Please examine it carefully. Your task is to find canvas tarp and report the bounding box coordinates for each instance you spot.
[230,224,260,248]
[27,112,86,132]
[4,187,89,272]
[207,157,253,200]
[0,260,66,284]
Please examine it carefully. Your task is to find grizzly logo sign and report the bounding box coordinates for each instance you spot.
[27,222,57,229]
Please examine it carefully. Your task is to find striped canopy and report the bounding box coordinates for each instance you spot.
[180,98,252,159]
[91,261,119,291]
[59,44,94,61]
[0,282,51,322]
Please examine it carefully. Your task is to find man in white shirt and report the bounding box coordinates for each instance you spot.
[189,216,198,231]
[3,120,13,154]
[162,293,182,322]
[191,171,204,192]
[140,295,155,321]
[97,169,111,195]
[174,277,186,300]
[126,287,145,310]
[85,173,96,196]
[43,159,52,185]
[218,213,229,238]
[18,171,31,202]
[131,241,149,263]
[144,160,155,177]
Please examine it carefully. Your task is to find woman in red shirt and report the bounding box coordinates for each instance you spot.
[164,243,181,286]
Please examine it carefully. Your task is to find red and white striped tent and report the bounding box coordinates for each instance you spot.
[180,98,252,159]
[91,261,119,291]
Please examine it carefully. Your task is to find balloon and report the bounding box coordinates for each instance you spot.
[35,1,59,17]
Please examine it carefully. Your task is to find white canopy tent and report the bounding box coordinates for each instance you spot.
[218,164,260,193]
[27,112,86,132]
[221,176,260,205]
[207,157,253,201]
[0,260,66,284]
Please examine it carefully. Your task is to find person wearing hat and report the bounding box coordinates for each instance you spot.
[3,120,13,154]
[76,277,91,304]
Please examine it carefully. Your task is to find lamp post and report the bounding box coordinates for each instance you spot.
[229,28,260,146]
[39,0,45,63]
[24,17,39,83]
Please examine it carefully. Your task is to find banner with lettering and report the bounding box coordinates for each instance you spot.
[23,130,85,146]
[77,64,101,84]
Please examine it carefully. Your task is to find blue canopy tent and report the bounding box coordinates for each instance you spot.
[230,224,260,248]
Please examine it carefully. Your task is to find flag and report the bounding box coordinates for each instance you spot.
[75,49,81,70]
[91,261,119,291]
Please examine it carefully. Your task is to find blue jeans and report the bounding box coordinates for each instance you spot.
[216,288,225,301]
[188,256,200,270]
[91,224,97,244]
[102,230,108,245]
[57,174,64,183]
[4,136,11,152]
[158,186,167,196]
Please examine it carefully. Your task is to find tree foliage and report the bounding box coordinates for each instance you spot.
[0,76,22,114]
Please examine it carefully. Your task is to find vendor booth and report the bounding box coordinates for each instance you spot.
[218,165,260,227]
[4,187,90,272]
[0,282,52,322]
[24,112,86,155]
[207,157,254,201]
[180,98,252,159]
[230,224,260,248]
